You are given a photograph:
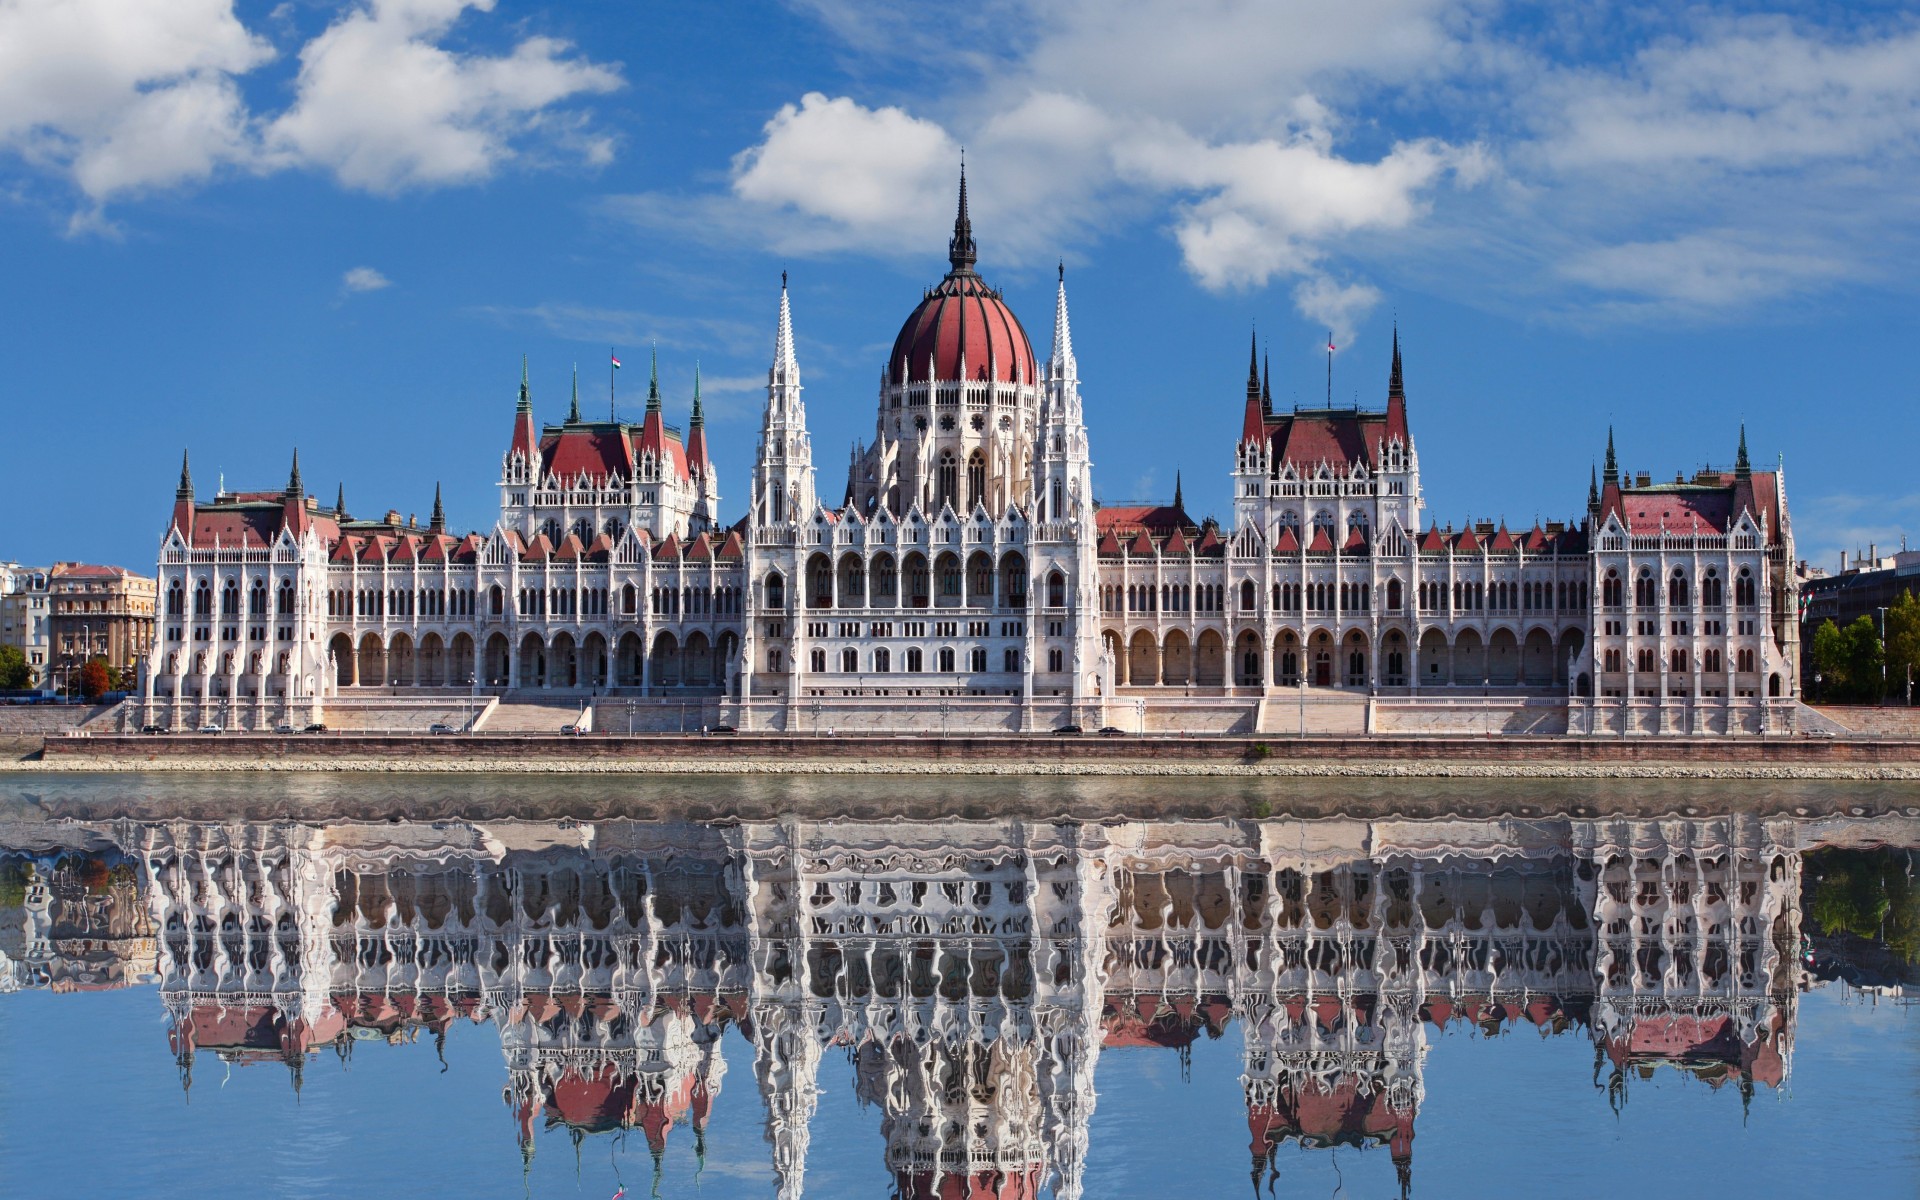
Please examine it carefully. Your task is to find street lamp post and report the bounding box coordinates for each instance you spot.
[1877,606,1889,703]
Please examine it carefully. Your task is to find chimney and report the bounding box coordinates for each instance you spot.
[1635,471,1651,487]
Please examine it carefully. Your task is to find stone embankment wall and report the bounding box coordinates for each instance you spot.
[1815,706,1920,738]
[42,731,1920,766]
[0,705,110,736]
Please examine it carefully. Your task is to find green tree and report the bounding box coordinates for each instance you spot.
[1886,589,1920,704]
[0,644,29,691]
[76,657,111,702]
[1843,614,1885,701]
[1810,618,1849,700]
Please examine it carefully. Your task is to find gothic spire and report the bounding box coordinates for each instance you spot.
[1047,262,1075,377]
[286,449,303,499]
[1246,328,1260,402]
[646,344,661,415]
[947,160,977,274]
[430,482,445,532]
[1388,324,1404,399]
[1603,426,1619,486]
[335,483,347,518]
[1589,464,1599,508]
[176,450,193,500]
[773,272,798,379]
[1173,470,1184,512]
[517,354,531,414]
[691,362,705,427]
[1261,353,1272,415]
[567,365,580,423]
[1735,423,1751,479]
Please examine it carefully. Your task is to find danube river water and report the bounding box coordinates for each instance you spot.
[0,776,1915,1199]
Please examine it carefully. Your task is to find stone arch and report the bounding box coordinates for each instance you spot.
[388,632,416,687]
[1341,629,1369,687]
[1419,628,1449,686]
[1452,628,1485,686]
[1307,628,1336,687]
[550,631,578,689]
[902,551,931,608]
[1162,629,1192,686]
[1102,629,1126,685]
[998,551,1027,608]
[805,552,833,608]
[582,631,608,688]
[449,632,475,686]
[1380,628,1408,686]
[484,633,511,687]
[418,632,446,687]
[837,552,866,608]
[1272,628,1301,686]
[1128,629,1159,686]
[868,551,898,607]
[651,631,681,688]
[1486,627,1520,686]
[1234,629,1263,686]
[329,632,355,687]
[934,551,964,607]
[517,632,547,688]
[615,632,645,687]
[965,550,995,607]
[1556,628,1586,685]
[357,633,386,688]
[1195,629,1226,686]
[1521,628,1555,687]
[685,631,713,687]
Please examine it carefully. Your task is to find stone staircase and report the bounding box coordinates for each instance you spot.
[473,699,587,734]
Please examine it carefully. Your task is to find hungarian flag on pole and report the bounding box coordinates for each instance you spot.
[1325,333,1336,353]
[611,352,622,369]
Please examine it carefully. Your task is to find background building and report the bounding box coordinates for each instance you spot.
[49,563,155,693]
[0,563,51,691]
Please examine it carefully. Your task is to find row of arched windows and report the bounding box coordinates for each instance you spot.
[1602,566,1755,610]
[1102,582,1225,615]
[806,645,1020,674]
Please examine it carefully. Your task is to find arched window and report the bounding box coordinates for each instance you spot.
[1669,570,1689,607]
[1386,578,1402,611]
[937,452,958,508]
[1735,569,1756,607]
[1312,510,1335,540]
[1634,570,1655,608]
[1602,569,1622,608]
[937,647,955,672]
[1047,571,1065,608]
[1277,510,1301,538]
[167,581,184,617]
[540,517,562,543]
[1701,569,1723,607]
[1004,648,1020,672]
[249,581,267,616]
[840,648,857,672]
[906,647,923,672]
[221,580,239,617]
[1050,478,1064,519]
[966,452,986,511]
[1240,580,1256,611]
[874,648,890,673]
[604,516,625,542]
[1347,512,1370,543]
[765,572,786,609]
[276,581,294,615]
[622,583,637,615]
[571,517,593,543]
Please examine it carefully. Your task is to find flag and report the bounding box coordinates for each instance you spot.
[1325,334,1336,353]
[611,353,623,369]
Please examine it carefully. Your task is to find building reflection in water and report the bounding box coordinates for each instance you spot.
[4,814,1901,1198]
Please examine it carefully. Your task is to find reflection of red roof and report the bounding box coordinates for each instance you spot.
[1248,1075,1414,1173]
[894,1167,1044,1200]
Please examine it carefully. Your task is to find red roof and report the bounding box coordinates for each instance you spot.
[1251,409,1392,473]
[1095,504,1193,536]
[1600,470,1781,542]
[888,271,1036,386]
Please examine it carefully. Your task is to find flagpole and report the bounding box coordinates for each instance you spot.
[1325,331,1333,407]
[610,347,616,421]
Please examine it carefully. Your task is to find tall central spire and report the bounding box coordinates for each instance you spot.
[773,272,798,380]
[948,160,976,274]
[1047,262,1075,378]
[646,345,662,415]
[1388,325,1404,399]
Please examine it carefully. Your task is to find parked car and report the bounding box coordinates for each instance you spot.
[707,724,738,735]
[428,723,455,735]
[140,724,168,735]
[303,723,328,734]
[272,723,296,735]
[1097,726,1125,736]
[558,724,585,736]
[1052,724,1083,736]
[197,724,222,735]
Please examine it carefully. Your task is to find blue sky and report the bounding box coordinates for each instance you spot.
[2,0,1916,572]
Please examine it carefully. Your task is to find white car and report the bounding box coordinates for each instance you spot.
[196,724,222,735]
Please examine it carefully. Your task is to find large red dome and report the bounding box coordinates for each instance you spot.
[886,172,1037,387]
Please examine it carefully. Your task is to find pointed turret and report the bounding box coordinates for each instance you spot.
[1603,426,1619,486]
[755,274,815,524]
[774,271,798,384]
[647,345,662,415]
[1261,353,1272,416]
[1046,262,1076,381]
[285,449,303,498]
[1173,470,1184,512]
[1735,423,1751,480]
[948,161,976,274]
[1241,330,1266,446]
[335,483,347,520]
[1383,324,1410,446]
[281,449,310,537]
[509,355,539,467]
[686,363,711,478]
[567,365,581,423]
[1589,465,1600,509]
[171,450,196,538]
[429,482,446,532]
[1246,329,1261,402]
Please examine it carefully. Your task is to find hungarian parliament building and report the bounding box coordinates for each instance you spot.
[140,177,1800,736]
[4,815,1811,1197]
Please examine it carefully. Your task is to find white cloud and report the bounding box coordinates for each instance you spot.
[341,265,391,292]
[1291,276,1384,348]
[0,0,272,204]
[1557,233,1848,311]
[266,0,622,192]
[0,0,622,219]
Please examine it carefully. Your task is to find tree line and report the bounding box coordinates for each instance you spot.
[1808,589,1920,703]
